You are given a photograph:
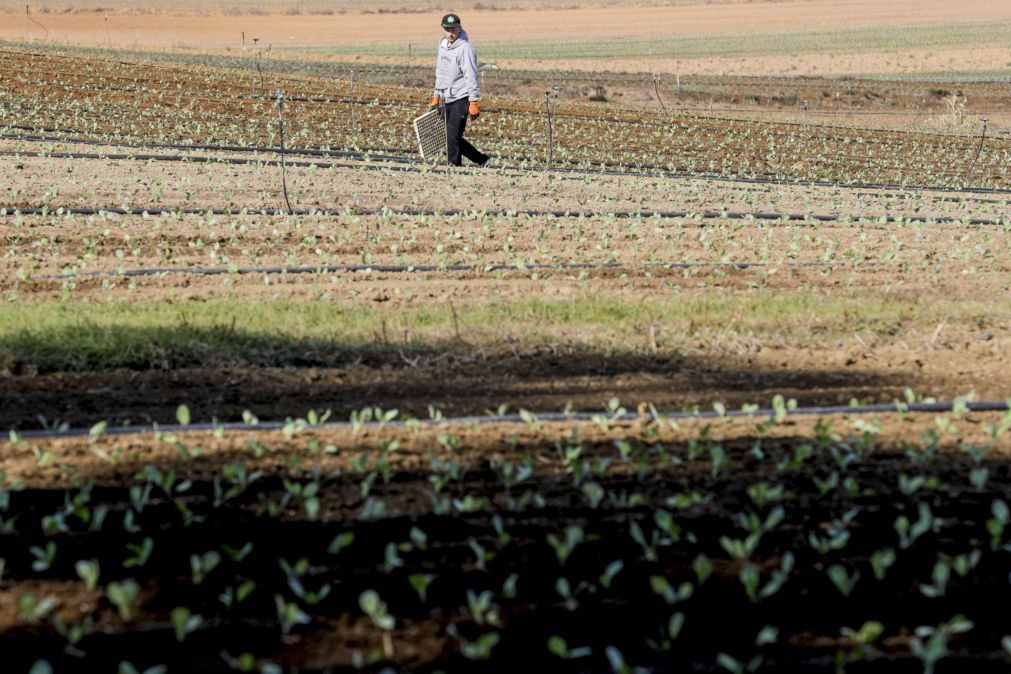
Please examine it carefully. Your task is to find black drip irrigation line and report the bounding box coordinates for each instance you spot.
[6,130,1011,198]
[0,148,439,176]
[8,400,1009,441]
[5,205,1006,228]
[0,129,414,164]
[853,189,1011,206]
[38,260,831,282]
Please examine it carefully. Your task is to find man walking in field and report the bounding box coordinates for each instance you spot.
[430,13,491,167]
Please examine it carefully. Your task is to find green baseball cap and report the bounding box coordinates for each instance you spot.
[441,13,461,28]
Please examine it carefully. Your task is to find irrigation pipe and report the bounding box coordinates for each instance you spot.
[7,144,1011,200]
[0,148,418,174]
[37,260,827,282]
[965,118,988,184]
[5,205,1006,228]
[24,4,49,41]
[271,89,294,215]
[0,129,411,163]
[8,400,1009,441]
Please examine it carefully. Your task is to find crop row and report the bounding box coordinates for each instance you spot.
[3,47,1010,189]
[5,208,1009,284]
[2,407,1011,671]
[14,42,1011,108]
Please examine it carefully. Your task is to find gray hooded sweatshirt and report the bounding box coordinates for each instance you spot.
[434,29,480,104]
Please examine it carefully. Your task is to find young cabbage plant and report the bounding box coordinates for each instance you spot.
[910,615,973,674]
[548,635,593,659]
[466,589,500,626]
[107,579,141,621]
[275,594,311,634]
[359,590,395,630]
[895,503,943,549]
[190,550,221,585]
[18,593,57,623]
[124,538,154,569]
[447,625,500,661]
[170,606,204,642]
[546,525,585,566]
[75,559,100,591]
[30,541,57,572]
[827,565,861,597]
[117,663,167,674]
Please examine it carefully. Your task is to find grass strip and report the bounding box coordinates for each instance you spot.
[0,293,1005,372]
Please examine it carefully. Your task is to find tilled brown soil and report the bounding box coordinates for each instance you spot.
[3,41,1011,673]
[3,413,1011,672]
[2,325,1008,432]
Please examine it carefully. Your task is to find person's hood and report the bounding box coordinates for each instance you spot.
[442,29,470,49]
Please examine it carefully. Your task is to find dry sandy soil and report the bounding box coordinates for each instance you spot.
[4,0,1011,75]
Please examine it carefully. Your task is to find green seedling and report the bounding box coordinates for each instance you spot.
[219,581,256,609]
[124,538,154,568]
[170,607,204,642]
[693,554,714,585]
[448,626,500,660]
[190,550,221,584]
[739,552,794,602]
[987,499,1009,549]
[548,635,592,659]
[18,592,57,623]
[827,565,861,597]
[359,590,394,630]
[75,559,100,591]
[275,594,311,634]
[870,548,897,580]
[895,502,943,549]
[409,574,434,603]
[600,560,624,589]
[328,531,355,555]
[717,652,763,674]
[547,525,585,566]
[650,576,693,605]
[647,612,686,652]
[910,615,973,674]
[221,542,253,562]
[920,558,951,598]
[107,579,141,621]
[466,589,499,625]
[30,541,57,572]
[53,614,93,648]
[502,573,520,599]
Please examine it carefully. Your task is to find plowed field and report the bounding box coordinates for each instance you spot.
[2,29,1011,674]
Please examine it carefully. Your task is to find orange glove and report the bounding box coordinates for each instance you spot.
[429,95,440,111]
[468,101,480,120]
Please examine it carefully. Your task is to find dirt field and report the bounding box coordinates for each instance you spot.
[2,19,1011,674]
[5,0,1011,76]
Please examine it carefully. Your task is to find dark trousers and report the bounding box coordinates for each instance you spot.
[445,97,488,166]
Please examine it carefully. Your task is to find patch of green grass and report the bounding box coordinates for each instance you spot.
[1,293,1005,372]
